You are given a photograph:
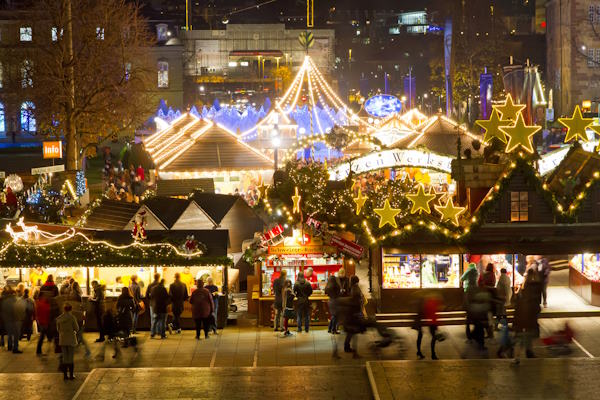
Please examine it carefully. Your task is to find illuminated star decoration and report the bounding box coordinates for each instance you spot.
[373,199,401,228]
[406,184,437,215]
[353,187,367,215]
[494,93,526,122]
[434,197,466,226]
[292,186,301,214]
[257,183,269,199]
[475,108,508,144]
[498,113,541,154]
[558,105,594,143]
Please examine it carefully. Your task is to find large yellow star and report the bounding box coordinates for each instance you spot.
[498,113,541,154]
[494,93,525,122]
[353,187,367,215]
[292,186,301,214]
[558,105,593,143]
[257,183,269,199]
[406,184,436,215]
[434,197,466,226]
[373,199,401,228]
[475,108,508,144]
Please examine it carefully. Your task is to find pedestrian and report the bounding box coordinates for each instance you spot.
[128,275,142,334]
[293,272,313,333]
[478,263,496,288]
[35,291,51,355]
[150,279,170,339]
[40,275,59,298]
[56,303,79,380]
[13,284,27,348]
[189,279,214,340]
[281,280,295,336]
[204,277,219,333]
[460,263,479,342]
[535,256,551,308]
[469,288,492,352]
[169,273,188,334]
[325,275,341,334]
[413,293,440,360]
[21,288,35,341]
[136,164,145,181]
[272,270,287,332]
[338,275,364,357]
[90,280,106,343]
[513,269,542,364]
[337,268,350,296]
[496,268,512,327]
[305,267,318,290]
[114,287,137,357]
[146,273,161,338]
[1,286,20,353]
[69,287,91,358]
[70,281,82,302]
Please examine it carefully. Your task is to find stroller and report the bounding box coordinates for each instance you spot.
[104,308,138,358]
[542,322,574,356]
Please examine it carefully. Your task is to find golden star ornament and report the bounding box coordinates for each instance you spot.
[292,186,301,214]
[498,113,541,154]
[353,187,367,215]
[406,184,437,214]
[434,197,466,226]
[558,105,594,143]
[257,183,269,199]
[373,199,401,228]
[475,108,508,144]
[494,93,526,121]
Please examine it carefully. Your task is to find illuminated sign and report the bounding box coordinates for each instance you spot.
[268,245,336,255]
[364,94,403,118]
[329,149,453,180]
[43,141,62,159]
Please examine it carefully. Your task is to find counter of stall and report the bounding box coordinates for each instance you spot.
[1,265,229,329]
[569,253,600,306]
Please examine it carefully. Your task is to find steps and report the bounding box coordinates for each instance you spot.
[83,199,140,230]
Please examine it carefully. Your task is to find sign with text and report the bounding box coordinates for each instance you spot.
[31,164,65,175]
[43,141,62,159]
[268,245,336,256]
[329,235,364,259]
[329,149,453,180]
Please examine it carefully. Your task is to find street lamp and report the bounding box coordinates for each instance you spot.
[271,125,280,170]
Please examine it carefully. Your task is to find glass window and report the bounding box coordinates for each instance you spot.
[590,5,596,23]
[161,266,224,294]
[588,48,596,67]
[0,62,3,89]
[124,62,131,81]
[261,257,342,296]
[96,27,104,40]
[21,59,33,88]
[383,253,420,288]
[421,254,460,288]
[157,61,169,88]
[20,27,32,41]
[156,23,168,41]
[0,102,5,137]
[51,27,63,41]
[20,101,36,132]
[510,191,528,222]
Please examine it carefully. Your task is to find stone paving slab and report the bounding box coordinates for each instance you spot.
[0,372,85,400]
[72,366,372,400]
[367,358,600,400]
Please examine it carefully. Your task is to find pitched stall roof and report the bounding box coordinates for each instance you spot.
[143,197,192,229]
[155,178,215,197]
[393,115,485,157]
[545,146,600,206]
[83,200,141,230]
[191,192,239,225]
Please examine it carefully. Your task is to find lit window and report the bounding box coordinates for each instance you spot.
[590,5,596,23]
[510,191,528,222]
[588,48,595,67]
[124,62,131,81]
[0,63,3,89]
[21,60,33,88]
[20,27,32,41]
[240,61,249,67]
[157,61,169,88]
[20,101,36,132]
[228,61,238,67]
[156,23,168,41]
[51,27,63,41]
[0,103,5,136]
[96,27,104,40]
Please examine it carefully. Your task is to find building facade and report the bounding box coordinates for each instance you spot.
[547,0,600,114]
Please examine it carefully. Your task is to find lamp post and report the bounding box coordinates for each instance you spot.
[271,124,280,170]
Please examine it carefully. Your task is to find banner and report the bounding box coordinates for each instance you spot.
[403,76,416,109]
[329,235,364,259]
[479,72,493,119]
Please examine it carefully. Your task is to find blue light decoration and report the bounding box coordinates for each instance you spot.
[364,94,403,118]
[427,25,443,33]
[75,170,86,197]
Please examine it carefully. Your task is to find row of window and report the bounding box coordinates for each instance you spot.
[0,102,36,134]
[15,26,104,42]
[589,5,600,24]
[587,48,600,67]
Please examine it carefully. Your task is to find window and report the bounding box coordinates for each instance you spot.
[157,61,168,88]
[0,103,5,137]
[595,49,600,66]
[156,23,168,41]
[588,48,596,67]
[20,26,32,41]
[96,27,104,40]
[21,60,33,88]
[51,27,63,41]
[421,254,460,288]
[20,101,36,132]
[0,63,3,89]
[124,62,131,81]
[510,191,528,222]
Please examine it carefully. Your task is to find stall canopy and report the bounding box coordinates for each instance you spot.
[155,178,215,197]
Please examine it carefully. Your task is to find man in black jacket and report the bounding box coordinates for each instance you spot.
[293,272,313,333]
[146,273,161,338]
[169,273,188,334]
[272,270,287,332]
[90,280,105,342]
[128,275,142,334]
[151,279,170,339]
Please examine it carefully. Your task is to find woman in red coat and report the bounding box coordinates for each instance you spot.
[189,280,214,340]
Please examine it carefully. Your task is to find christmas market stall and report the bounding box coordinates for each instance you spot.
[0,218,232,329]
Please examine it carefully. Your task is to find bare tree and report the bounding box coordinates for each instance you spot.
[5,0,155,170]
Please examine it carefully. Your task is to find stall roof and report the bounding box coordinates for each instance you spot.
[143,197,192,229]
[545,146,600,205]
[82,200,141,230]
[191,192,240,225]
[155,178,215,197]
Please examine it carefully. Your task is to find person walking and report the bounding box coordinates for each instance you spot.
[337,268,350,297]
[294,272,313,333]
[69,288,91,358]
[128,275,142,334]
[513,269,543,364]
[90,280,106,343]
[272,270,287,332]
[338,275,365,357]
[14,284,27,346]
[169,273,188,334]
[21,288,35,341]
[325,275,341,334]
[2,286,20,353]
[496,268,512,328]
[281,280,295,336]
[535,256,551,308]
[151,279,170,339]
[413,294,440,360]
[35,292,51,355]
[205,277,219,333]
[189,279,214,340]
[40,275,59,298]
[114,287,137,357]
[56,303,79,380]
[460,263,479,342]
[146,273,161,338]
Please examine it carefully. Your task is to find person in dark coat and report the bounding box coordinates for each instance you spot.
[513,269,543,364]
[336,275,364,356]
[205,277,219,333]
[189,279,214,339]
[56,303,79,380]
[90,280,105,342]
[272,270,287,332]
[293,272,313,333]
[35,291,51,355]
[116,287,135,336]
[337,268,350,296]
[150,279,170,339]
[535,256,551,307]
[21,288,35,341]
[325,275,341,334]
[128,275,142,334]
[1,286,20,353]
[169,273,188,334]
[146,273,161,338]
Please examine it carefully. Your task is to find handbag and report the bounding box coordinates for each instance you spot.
[138,301,146,315]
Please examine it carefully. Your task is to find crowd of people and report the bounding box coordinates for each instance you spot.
[103,158,148,203]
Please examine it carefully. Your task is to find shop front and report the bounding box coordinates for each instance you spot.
[255,230,354,326]
[569,253,600,306]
